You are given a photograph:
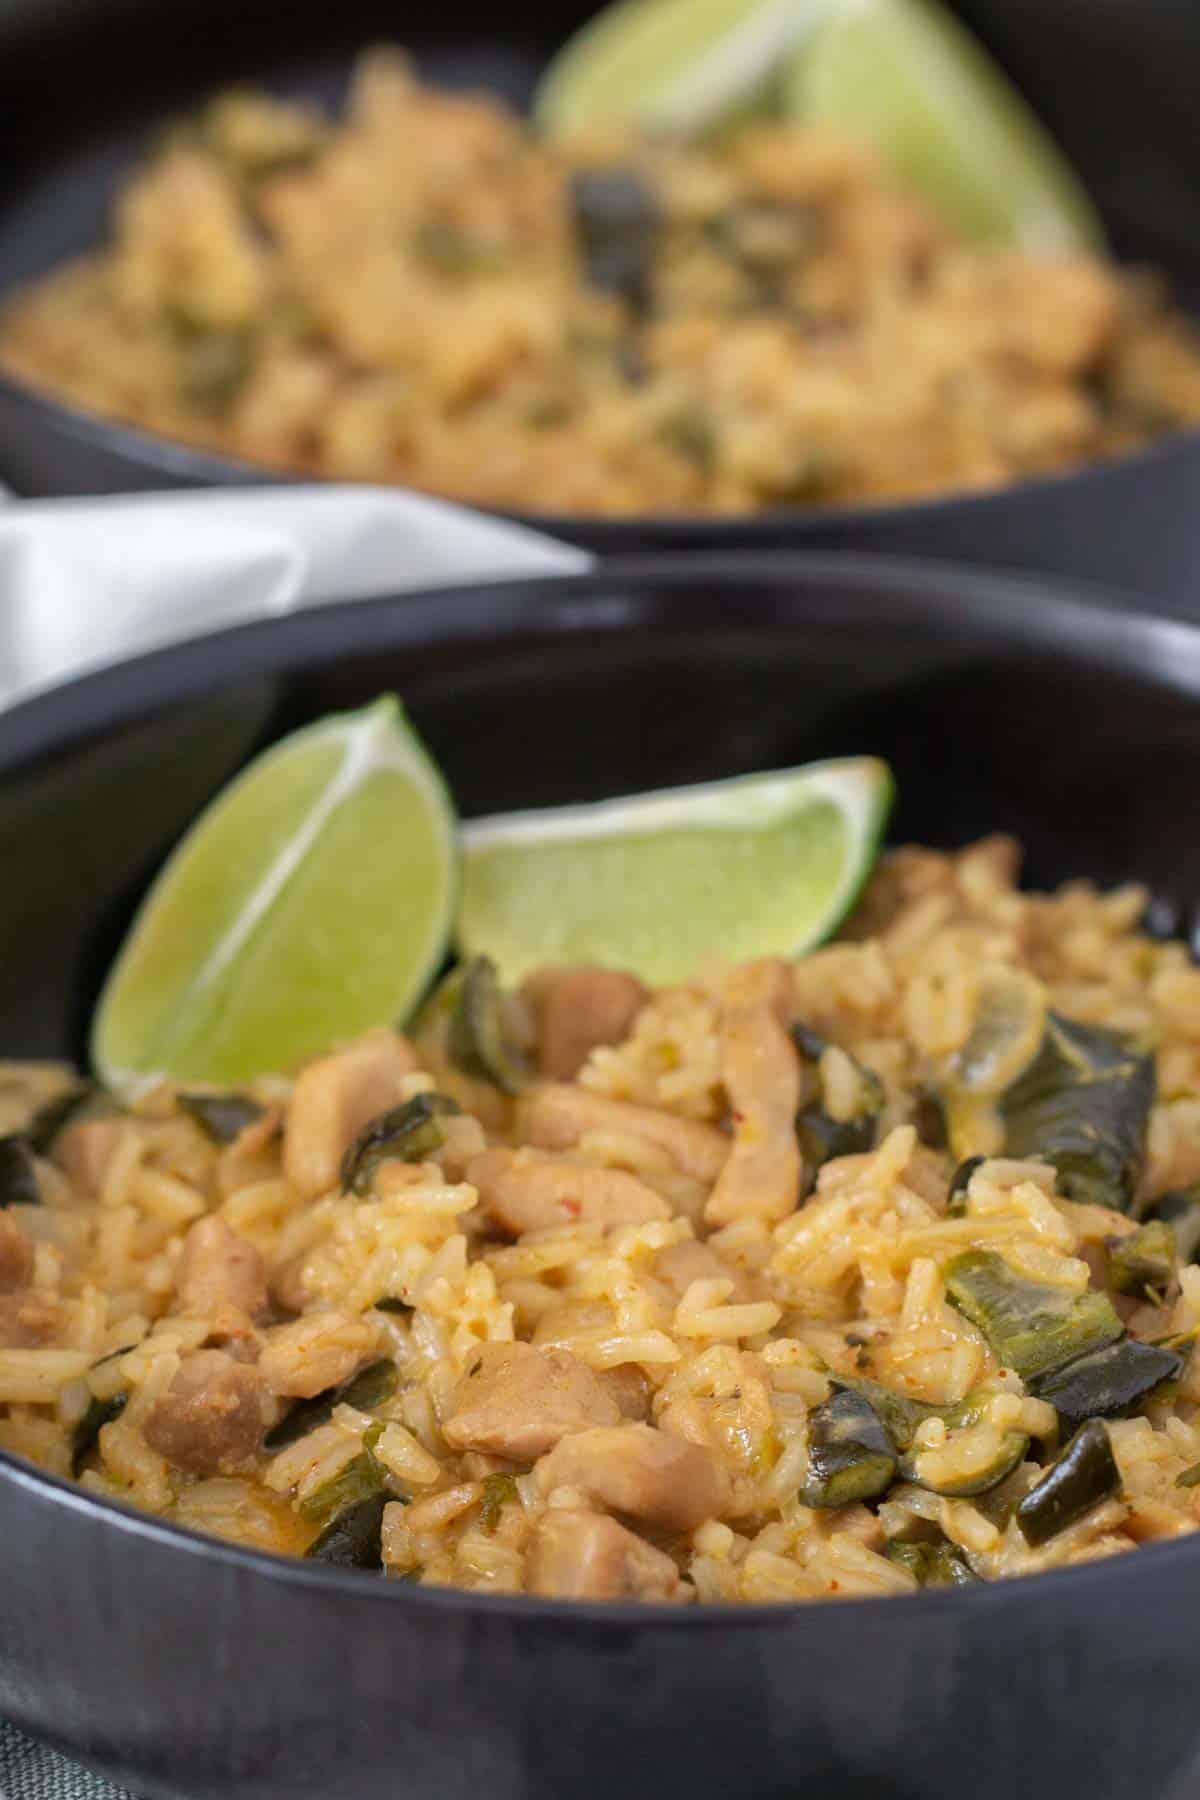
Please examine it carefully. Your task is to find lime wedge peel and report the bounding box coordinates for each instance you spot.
[536,0,833,138]
[458,756,893,988]
[92,697,458,1096]
[535,0,1102,254]
[791,0,1103,250]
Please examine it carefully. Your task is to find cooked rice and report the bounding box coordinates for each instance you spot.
[3,836,1200,1603]
[4,51,1200,515]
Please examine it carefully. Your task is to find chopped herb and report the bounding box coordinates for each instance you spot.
[305,1491,391,1569]
[658,406,717,471]
[264,1357,397,1451]
[1016,1420,1120,1547]
[71,1392,128,1476]
[373,1296,414,1316]
[414,222,510,277]
[340,1092,462,1196]
[479,1472,519,1532]
[1176,1461,1200,1489]
[178,1091,265,1146]
[169,315,255,416]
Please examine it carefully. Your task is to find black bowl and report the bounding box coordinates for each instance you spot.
[5,0,1200,598]
[3,553,1200,1800]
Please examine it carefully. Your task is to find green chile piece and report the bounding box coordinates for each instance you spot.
[1015,1420,1120,1546]
[999,1014,1154,1214]
[340,1092,461,1196]
[944,1248,1123,1384]
[803,1386,897,1508]
[1031,1337,1184,1433]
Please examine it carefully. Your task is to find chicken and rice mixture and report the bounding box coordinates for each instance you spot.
[5,50,1200,515]
[2,838,1200,1603]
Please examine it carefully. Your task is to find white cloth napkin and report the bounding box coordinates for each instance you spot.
[0,485,590,711]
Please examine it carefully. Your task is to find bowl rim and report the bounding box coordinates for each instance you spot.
[3,546,1200,768]
[4,547,1200,1629]
[3,358,1200,541]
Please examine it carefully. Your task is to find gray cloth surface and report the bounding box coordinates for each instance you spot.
[0,1721,131,1799]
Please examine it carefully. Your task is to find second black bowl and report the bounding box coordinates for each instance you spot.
[5,0,1200,598]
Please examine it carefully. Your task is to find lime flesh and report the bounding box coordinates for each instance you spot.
[93,697,457,1092]
[787,0,1103,250]
[458,757,892,987]
[536,0,827,137]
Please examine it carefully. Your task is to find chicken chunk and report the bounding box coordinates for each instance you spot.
[535,1424,729,1531]
[521,967,648,1082]
[706,960,801,1226]
[520,1085,728,1184]
[529,1510,691,1603]
[175,1216,269,1323]
[142,1349,264,1475]
[443,1341,621,1460]
[466,1148,670,1236]
[55,1117,123,1197]
[0,1213,34,1294]
[0,1290,59,1347]
[283,1030,420,1200]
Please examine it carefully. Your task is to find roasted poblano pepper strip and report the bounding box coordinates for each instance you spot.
[803,1386,897,1508]
[479,1471,520,1532]
[264,1357,398,1451]
[899,1411,1029,1500]
[448,958,529,1096]
[0,1136,40,1207]
[299,1436,388,1526]
[178,1091,265,1146]
[943,1249,1123,1384]
[999,1013,1155,1213]
[305,1491,392,1569]
[1015,1420,1120,1546]
[71,1391,128,1476]
[1032,1336,1184,1433]
[1145,1185,1200,1265]
[340,1092,462,1196]
[792,1026,886,1177]
[885,1533,977,1586]
[1107,1220,1175,1299]
[946,1155,986,1218]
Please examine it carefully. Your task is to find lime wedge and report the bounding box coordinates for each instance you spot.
[535,0,828,138]
[93,697,457,1093]
[458,757,892,987]
[786,0,1103,249]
